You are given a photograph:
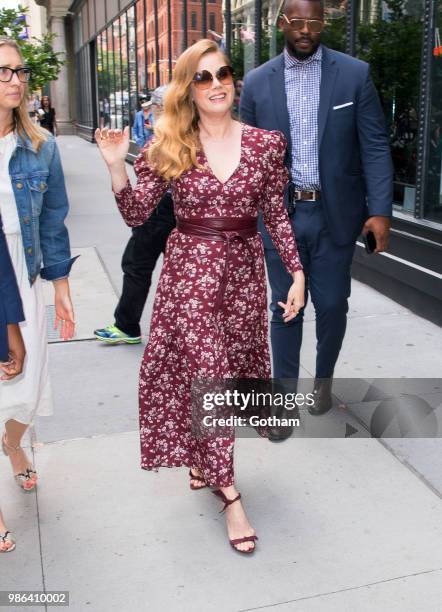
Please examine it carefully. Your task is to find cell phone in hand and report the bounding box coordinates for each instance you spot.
[363,231,377,254]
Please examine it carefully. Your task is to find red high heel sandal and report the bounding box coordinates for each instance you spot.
[188,468,207,490]
[212,489,258,554]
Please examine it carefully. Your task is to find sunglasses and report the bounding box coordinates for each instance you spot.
[192,65,234,90]
[280,14,324,34]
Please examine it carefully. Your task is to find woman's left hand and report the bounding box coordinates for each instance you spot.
[278,270,305,323]
[53,279,75,340]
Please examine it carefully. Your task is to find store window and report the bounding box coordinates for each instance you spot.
[424,7,442,223]
[73,13,83,52]
[145,0,158,88]
[120,15,130,127]
[127,5,139,130]
[356,0,424,215]
[230,2,256,78]
[209,12,216,32]
[109,23,117,128]
[97,33,108,128]
[321,0,347,52]
[104,27,115,128]
[136,1,147,99]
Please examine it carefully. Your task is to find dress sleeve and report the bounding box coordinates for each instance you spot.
[259,131,303,274]
[114,146,169,227]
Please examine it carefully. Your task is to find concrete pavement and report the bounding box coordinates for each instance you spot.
[0,136,441,612]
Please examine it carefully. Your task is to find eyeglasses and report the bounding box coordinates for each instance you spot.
[192,65,234,90]
[280,14,324,33]
[0,66,32,83]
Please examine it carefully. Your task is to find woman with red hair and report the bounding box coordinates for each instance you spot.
[96,39,305,554]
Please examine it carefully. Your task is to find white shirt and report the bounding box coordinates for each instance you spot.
[0,132,20,235]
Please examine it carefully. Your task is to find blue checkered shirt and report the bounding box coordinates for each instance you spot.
[284,45,322,190]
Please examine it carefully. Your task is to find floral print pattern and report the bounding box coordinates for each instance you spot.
[115,124,302,487]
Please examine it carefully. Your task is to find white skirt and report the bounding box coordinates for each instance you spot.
[0,232,53,427]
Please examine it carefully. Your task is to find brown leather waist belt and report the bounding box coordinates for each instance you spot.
[176,216,258,313]
[294,189,321,201]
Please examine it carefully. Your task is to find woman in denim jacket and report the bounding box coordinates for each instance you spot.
[0,37,76,493]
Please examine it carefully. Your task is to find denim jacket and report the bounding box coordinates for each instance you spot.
[8,131,77,285]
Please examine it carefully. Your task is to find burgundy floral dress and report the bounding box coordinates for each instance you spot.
[115,123,302,487]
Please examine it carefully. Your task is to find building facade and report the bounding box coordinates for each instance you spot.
[20,0,47,39]
[36,0,442,323]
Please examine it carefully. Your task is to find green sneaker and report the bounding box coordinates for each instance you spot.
[93,325,141,344]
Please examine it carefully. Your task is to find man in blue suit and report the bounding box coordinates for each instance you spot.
[240,0,393,418]
[0,217,25,380]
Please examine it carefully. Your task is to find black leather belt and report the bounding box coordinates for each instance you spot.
[294,189,321,201]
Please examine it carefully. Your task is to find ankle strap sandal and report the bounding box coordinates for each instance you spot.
[211,489,258,554]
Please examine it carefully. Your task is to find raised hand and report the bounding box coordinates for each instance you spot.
[95,126,130,168]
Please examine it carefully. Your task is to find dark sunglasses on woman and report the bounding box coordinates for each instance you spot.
[192,65,234,90]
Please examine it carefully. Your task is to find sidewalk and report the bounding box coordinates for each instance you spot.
[1,136,441,612]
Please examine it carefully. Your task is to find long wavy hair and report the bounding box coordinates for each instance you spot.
[0,37,47,151]
[148,39,232,180]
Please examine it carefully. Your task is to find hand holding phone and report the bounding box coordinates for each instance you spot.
[362,216,391,253]
[363,231,377,254]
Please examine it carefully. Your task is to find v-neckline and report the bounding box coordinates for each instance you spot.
[199,122,245,186]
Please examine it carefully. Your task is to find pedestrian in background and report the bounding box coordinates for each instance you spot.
[27,92,39,123]
[95,39,304,554]
[132,100,154,148]
[103,97,111,127]
[38,95,57,135]
[0,215,26,554]
[94,85,175,345]
[0,37,77,495]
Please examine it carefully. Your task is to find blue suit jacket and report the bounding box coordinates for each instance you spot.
[0,217,24,361]
[240,45,394,247]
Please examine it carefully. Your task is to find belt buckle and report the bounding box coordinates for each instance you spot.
[294,189,316,201]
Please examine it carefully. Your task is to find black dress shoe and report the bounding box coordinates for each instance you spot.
[268,422,293,442]
[267,404,299,442]
[308,378,333,416]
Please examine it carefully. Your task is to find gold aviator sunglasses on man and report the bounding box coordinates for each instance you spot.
[280,14,324,33]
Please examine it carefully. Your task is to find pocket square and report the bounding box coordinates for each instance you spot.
[333,102,354,110]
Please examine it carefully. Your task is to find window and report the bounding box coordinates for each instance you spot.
[73,13,83,52]
[209,12,215,31]
[120,15,129,127]
[136,0,147,97]
[191,11,197,30]
[424,14,442,223]
[127,6,138,130]
[356,0,424,215]
[112,20,123,129]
